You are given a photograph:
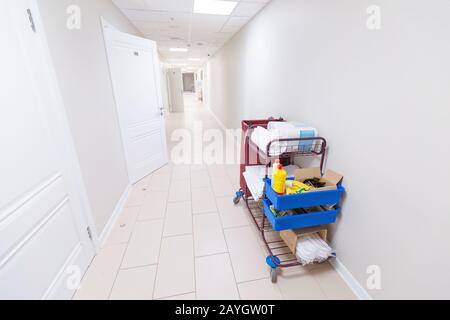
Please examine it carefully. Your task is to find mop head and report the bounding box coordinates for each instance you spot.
[296,233,333,265]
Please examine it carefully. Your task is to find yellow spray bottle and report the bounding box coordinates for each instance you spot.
[272,164,287,195]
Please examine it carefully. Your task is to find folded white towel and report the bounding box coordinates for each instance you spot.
[267,121,301,131]
[250,126,288,155]
[251,122,320,156]
[267,121,310,131]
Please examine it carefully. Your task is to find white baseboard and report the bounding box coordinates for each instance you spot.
[330,258,372,300]
[98,184,132,247]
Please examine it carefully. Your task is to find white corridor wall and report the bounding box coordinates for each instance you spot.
[206,0,450,299]
[37,0,143,235]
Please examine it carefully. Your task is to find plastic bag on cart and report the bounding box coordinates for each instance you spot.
[295,233,335,265]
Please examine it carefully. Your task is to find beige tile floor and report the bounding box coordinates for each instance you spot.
[74,94,356,300]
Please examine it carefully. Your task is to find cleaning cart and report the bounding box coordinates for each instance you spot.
[233,119,345,283]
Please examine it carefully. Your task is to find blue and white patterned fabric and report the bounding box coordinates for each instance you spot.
[297,126,318,152]
[267,122,318,152]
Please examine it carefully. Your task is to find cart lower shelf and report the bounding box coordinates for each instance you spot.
[239,193,334,283]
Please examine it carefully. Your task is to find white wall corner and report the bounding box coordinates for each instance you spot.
[98,184,132,247]
[100,17,117,31]
[209,107,228,131]
[329,258,373,300]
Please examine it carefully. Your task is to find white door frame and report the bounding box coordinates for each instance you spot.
[16,0,100,251]
[101,19,168,184]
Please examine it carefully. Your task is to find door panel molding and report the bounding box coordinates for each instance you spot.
[0,173,61,223]
[0,174,68,263]
[0,0,97,299]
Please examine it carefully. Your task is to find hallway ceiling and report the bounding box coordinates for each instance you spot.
[112,0,271,69]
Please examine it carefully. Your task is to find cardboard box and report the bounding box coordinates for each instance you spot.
[280,226,328,255]
[294,168,344,192]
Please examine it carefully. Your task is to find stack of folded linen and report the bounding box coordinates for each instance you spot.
[250,122,318,156]
[250,126,279,154]
[267,122,318,153]
[295,233,333,265]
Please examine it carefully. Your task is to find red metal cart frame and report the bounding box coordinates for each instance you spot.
[234,119,329,282]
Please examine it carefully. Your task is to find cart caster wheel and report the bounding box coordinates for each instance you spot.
[266,255,281,268]
[233,191,243,205]
[270,268,278,283]
[265,255,281,283]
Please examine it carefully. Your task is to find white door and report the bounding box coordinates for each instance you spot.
[0,0,96,299]
[103,26,168,184]
[167,68,185,112]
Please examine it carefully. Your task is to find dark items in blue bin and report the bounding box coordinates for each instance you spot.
[294,168,343,191]
[303,178,326,188]
[269,204,330,218]
[263,198,340,231]
[269,205,295,218]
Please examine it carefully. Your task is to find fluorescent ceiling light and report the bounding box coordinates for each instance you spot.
[194,0,238,15]
[188,58,201,61]
[170,48,188,52]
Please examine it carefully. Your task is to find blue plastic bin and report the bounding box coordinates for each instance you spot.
[264,178,345,211]
[262,198,340,231]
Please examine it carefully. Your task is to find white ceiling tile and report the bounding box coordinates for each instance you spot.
[232,1,265,17]
[113,0,146,10]
[190,13,229,29]
[226,16,250,26]
[124,10,191,23]
[211,31,233,39]
[189,14,230,40]
[221,24,240,33]
[143,0,194,13]
[132,20,169,29]
[116,1,272,66]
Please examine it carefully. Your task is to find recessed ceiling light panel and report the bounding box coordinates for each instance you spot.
[193,0,238,16]
[170,48,189,52]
